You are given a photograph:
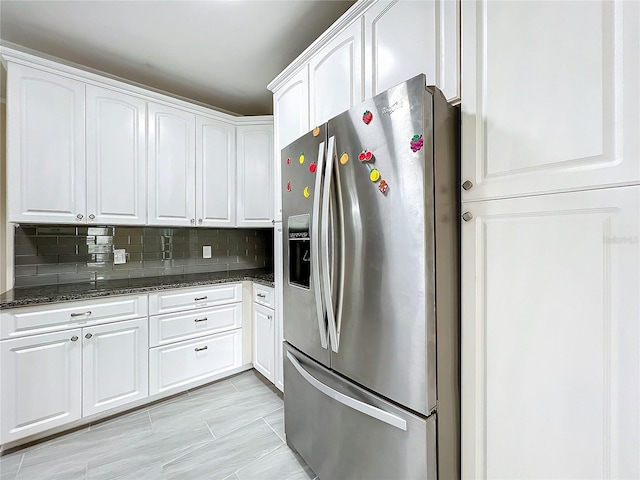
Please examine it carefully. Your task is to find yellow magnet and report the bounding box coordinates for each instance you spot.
[312,127,320,137]
[299,153,305,164]
[303,186,310,198]
[369,168,381,182]
[340,153,349,165]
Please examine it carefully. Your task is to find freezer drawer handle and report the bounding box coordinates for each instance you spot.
[286,351,407,431]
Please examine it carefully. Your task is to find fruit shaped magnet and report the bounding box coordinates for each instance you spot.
[362,110,373,125]
[378,179,389,195]
[312,127,320,137]
[299,152,305,164]
[303,186,311,198]
[309,163,317,173]
[358,150,374,162]
[340,152,349,165]
[410,135,424,152]
[286,181,291,192]
[286,157,291,166]
[369,168,381,182]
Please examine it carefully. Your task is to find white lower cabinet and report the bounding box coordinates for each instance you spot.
[82,318,148,417]
[0,329,82,444]
[149,330,242,395]
[252,303,274,383]
[461,186,640,479]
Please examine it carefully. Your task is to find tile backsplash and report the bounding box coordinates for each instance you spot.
[13,225,273,287]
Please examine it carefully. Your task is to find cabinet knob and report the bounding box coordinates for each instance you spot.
[85,333,93,339]
[462,212,473,222]
[190,218,195,225]
[76,213,84,221]
[198,219,203,225]
[268,315,273,320]
[462,180,473,191]
[89,214,95,220]
[70,335,79,342]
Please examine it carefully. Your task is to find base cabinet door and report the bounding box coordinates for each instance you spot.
[0,329,82,444]
[461,186,640,479]
[82,318,148,417]
[149,329,242,395]
[253,303,275,383]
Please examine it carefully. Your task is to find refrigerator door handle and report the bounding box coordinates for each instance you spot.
[287,351,407,431]
[312,140,328,349]
[322,136,339,352]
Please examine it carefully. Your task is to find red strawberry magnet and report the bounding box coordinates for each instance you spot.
[362,110,373,125]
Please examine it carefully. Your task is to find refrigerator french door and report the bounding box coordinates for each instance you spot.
[281,74,459,480]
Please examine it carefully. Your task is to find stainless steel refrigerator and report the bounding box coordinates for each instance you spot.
[281,74,459,480]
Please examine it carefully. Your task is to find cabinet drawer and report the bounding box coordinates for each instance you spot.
[0,295,148,340]
[253,284,274,308]
[148,284,242,315]
[149,329,242,395]
[149,303,242,347]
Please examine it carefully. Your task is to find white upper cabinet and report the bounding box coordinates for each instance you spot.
[461,186,640,479]
[86,85,147,225]
[273,67,310,222]
[363,0,460,102]
[461,0,640,201]
[7,63,86,224]
[196,115,236,227]
[236,123,274,227]
[147,102,196,226]
[309,20,363,126]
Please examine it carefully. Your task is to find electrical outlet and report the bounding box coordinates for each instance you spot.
[113,249,127,265]
[202,245,212,259]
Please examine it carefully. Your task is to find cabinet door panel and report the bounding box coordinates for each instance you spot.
[236,124,274,226]
[274,224,284,392]
[86,86,146,225]
[461,187,640,479]
[82,318,148,417]
[253,303,274,383]
[148,103,196,226]
[0,329,82,444]
[462,0,640,201]
[273,67,310,222]
[309,20,363,126]
[7,64,86,223]
[196,115,236,227]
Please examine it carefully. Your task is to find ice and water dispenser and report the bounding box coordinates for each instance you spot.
[288,215,311,289]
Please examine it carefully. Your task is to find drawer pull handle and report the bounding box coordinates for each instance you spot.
[195,346,208,352]
[194,296,208,301]
[257,293,266,298]
[71,311,92,317]
[194,317,208,323]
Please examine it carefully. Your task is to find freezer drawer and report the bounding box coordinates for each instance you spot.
[284,344,437,480]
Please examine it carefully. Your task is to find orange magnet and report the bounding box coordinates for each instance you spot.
[340,152,349,165]
[312,127,320,137]
[303,186,310,198]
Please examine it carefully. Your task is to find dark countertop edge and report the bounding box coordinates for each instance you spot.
[0,269,275,309]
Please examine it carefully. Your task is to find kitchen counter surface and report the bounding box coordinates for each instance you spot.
[0,269,274,309]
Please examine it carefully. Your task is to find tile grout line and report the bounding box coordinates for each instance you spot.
[262,412,286,444]
[14,453,25,480]
[230,425,285,480]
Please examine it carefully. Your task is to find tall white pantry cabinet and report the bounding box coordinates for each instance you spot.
[461,1,639,479]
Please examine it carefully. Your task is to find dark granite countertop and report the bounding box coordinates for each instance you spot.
[0,269,274,309]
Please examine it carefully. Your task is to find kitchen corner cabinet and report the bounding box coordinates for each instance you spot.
[273,67,310,222]
[147,102,196,227]
[6,63,86,224]
[236,123,274,227]
[0,296,149,444]
[461,0,640,202]
[273,224,284,391]
[252,284,275,383]
[461,186,640,479]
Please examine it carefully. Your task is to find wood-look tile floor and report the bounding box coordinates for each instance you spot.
[0,370,317,480]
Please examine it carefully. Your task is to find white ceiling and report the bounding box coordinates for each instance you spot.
[0,0,355,115]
